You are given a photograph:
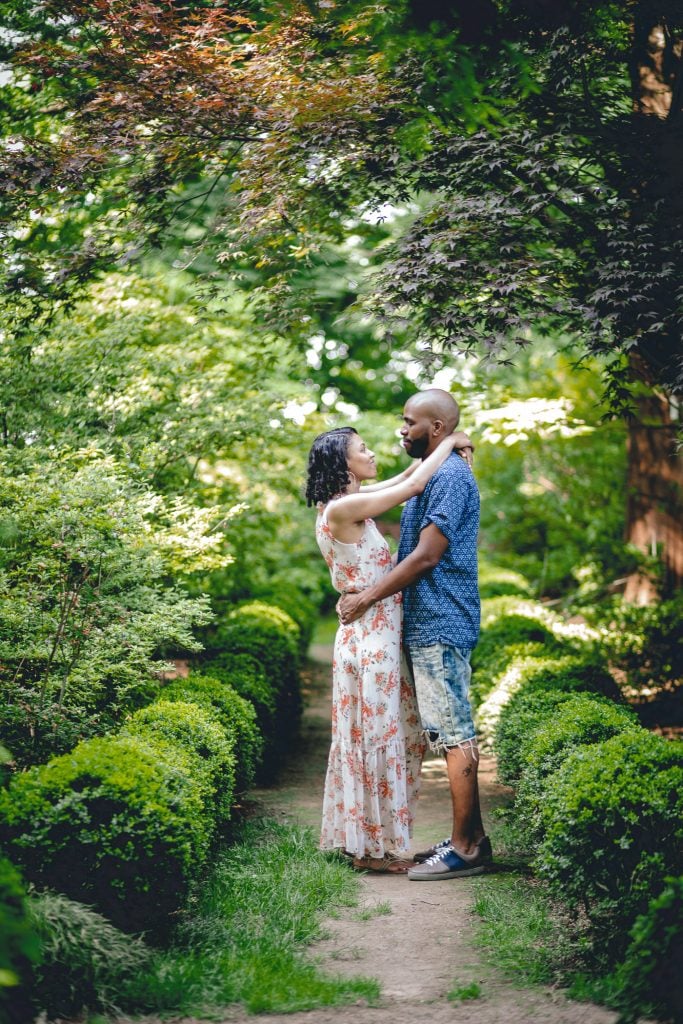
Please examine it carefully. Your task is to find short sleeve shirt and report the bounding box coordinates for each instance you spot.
[398,453,480,650]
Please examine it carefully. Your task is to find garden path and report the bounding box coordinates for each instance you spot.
[227,642,621,1024]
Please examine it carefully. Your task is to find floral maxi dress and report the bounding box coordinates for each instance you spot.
[316,506,424,858]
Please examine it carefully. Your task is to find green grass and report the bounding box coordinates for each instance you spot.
[354,900,392,921]
[447,981,482,1001]
[118,819,380,1015]
[471,875,576,987]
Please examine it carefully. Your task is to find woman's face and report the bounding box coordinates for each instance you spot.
[345,434,377,483]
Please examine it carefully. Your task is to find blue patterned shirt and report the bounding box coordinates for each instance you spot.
[398,453,480,650]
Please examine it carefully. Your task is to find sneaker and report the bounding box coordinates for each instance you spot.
[413,834,492,865]
[407,842,488,881]
[412,837,451,863]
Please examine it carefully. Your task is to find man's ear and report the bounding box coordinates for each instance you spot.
[431,418,445,438]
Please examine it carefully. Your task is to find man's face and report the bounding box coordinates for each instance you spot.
[400,400,433,459]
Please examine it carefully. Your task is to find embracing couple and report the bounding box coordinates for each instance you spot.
[305,388,492,880]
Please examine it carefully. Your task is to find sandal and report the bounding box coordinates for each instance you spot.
[351,854,414,874]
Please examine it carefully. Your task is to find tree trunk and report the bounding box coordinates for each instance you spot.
[624,388,683,604]
[623,8,683,603]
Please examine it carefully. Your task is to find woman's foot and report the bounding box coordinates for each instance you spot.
[351,854,414,874]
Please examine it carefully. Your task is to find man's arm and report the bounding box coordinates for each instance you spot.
[338,523,448,624]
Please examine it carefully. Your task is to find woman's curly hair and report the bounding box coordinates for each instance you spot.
[305,427,358,506]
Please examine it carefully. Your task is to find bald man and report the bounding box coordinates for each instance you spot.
[339,389,492,880]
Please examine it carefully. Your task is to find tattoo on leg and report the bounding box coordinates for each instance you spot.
[462,765,473,777]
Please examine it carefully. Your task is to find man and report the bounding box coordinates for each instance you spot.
[338,388,491,879]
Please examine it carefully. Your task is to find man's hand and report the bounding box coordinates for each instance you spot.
[338,590,372,624]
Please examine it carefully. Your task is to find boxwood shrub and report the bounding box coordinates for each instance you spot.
[199,654,276,747]
[255,585,317,655]
[536,731,683,960]
[0,736,208,933]
[162,675,263,793]
[609,875,683,1023]
[514,696,641,844]
[471,613,563,684]
[122,700,237,823]
[494,688,579,787]
[208,602,302,742]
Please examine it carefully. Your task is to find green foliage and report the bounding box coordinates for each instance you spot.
[161,674,263,793]
[0,735,208,933]
[608,875,683,1024]
[536,732,683,962]
[447,981,481,1002]
[27,890,150,1018]
[0,855,39,1016]
[255,583,318,655]
[207,601,302,745]
[471,613,562,694]
[511,651,623,703]
[515,696,640,845]
[494,688,578,787]
[591,593,683,695]
[0,455,212,766]
[198,655,278,758]
[116,820,379,1015]
[478,559,532,600]
[122,700,237,823]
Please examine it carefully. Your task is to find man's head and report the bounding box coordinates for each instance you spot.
[400,389,460,459]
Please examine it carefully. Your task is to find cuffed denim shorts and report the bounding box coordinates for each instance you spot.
[406,643,477,753]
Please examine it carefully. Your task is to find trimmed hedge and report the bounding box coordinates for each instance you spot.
[514,696,640,844]
[162,674,263,793]
[122,700,237,823]
[495,688,579,787]
[477,648,622,747]
[206,601,302,745]
[255,584,317,655]
[471,612,562,687]
[198,654,277,747]
[0,735,208,933]
[609,875,683,1024]
[536,731,683,958]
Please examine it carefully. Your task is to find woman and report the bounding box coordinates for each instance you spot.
[306,426,472,872]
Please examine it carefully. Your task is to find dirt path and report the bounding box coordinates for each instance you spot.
[237,644,621,1024]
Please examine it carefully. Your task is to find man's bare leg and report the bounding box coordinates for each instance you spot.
[446,742,485,855]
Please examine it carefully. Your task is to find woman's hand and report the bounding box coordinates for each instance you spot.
[451,430,474,467]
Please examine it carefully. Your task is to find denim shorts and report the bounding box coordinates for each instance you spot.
[406,643,477,753]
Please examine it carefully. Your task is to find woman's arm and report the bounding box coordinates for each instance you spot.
[327,433,460,530]
[359,431,474,493]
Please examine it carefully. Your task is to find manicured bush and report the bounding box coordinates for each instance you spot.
[28,890,150,1018]
[609,875,683,1024]
[162,675,263,793]
[255,584,317,655]
[0,855,40,1022]
[514,651,623,703]
[123,700,237,823]
[514,696,640,844]
[536,731,683,961]
[478,562,532,600]
[494,688,579,787]
[471,641,549,706]
[199,654,277,747]
[471,612,563,683]
[208,601,302,742]
[0,735,208,933]
[477,648,622,748]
